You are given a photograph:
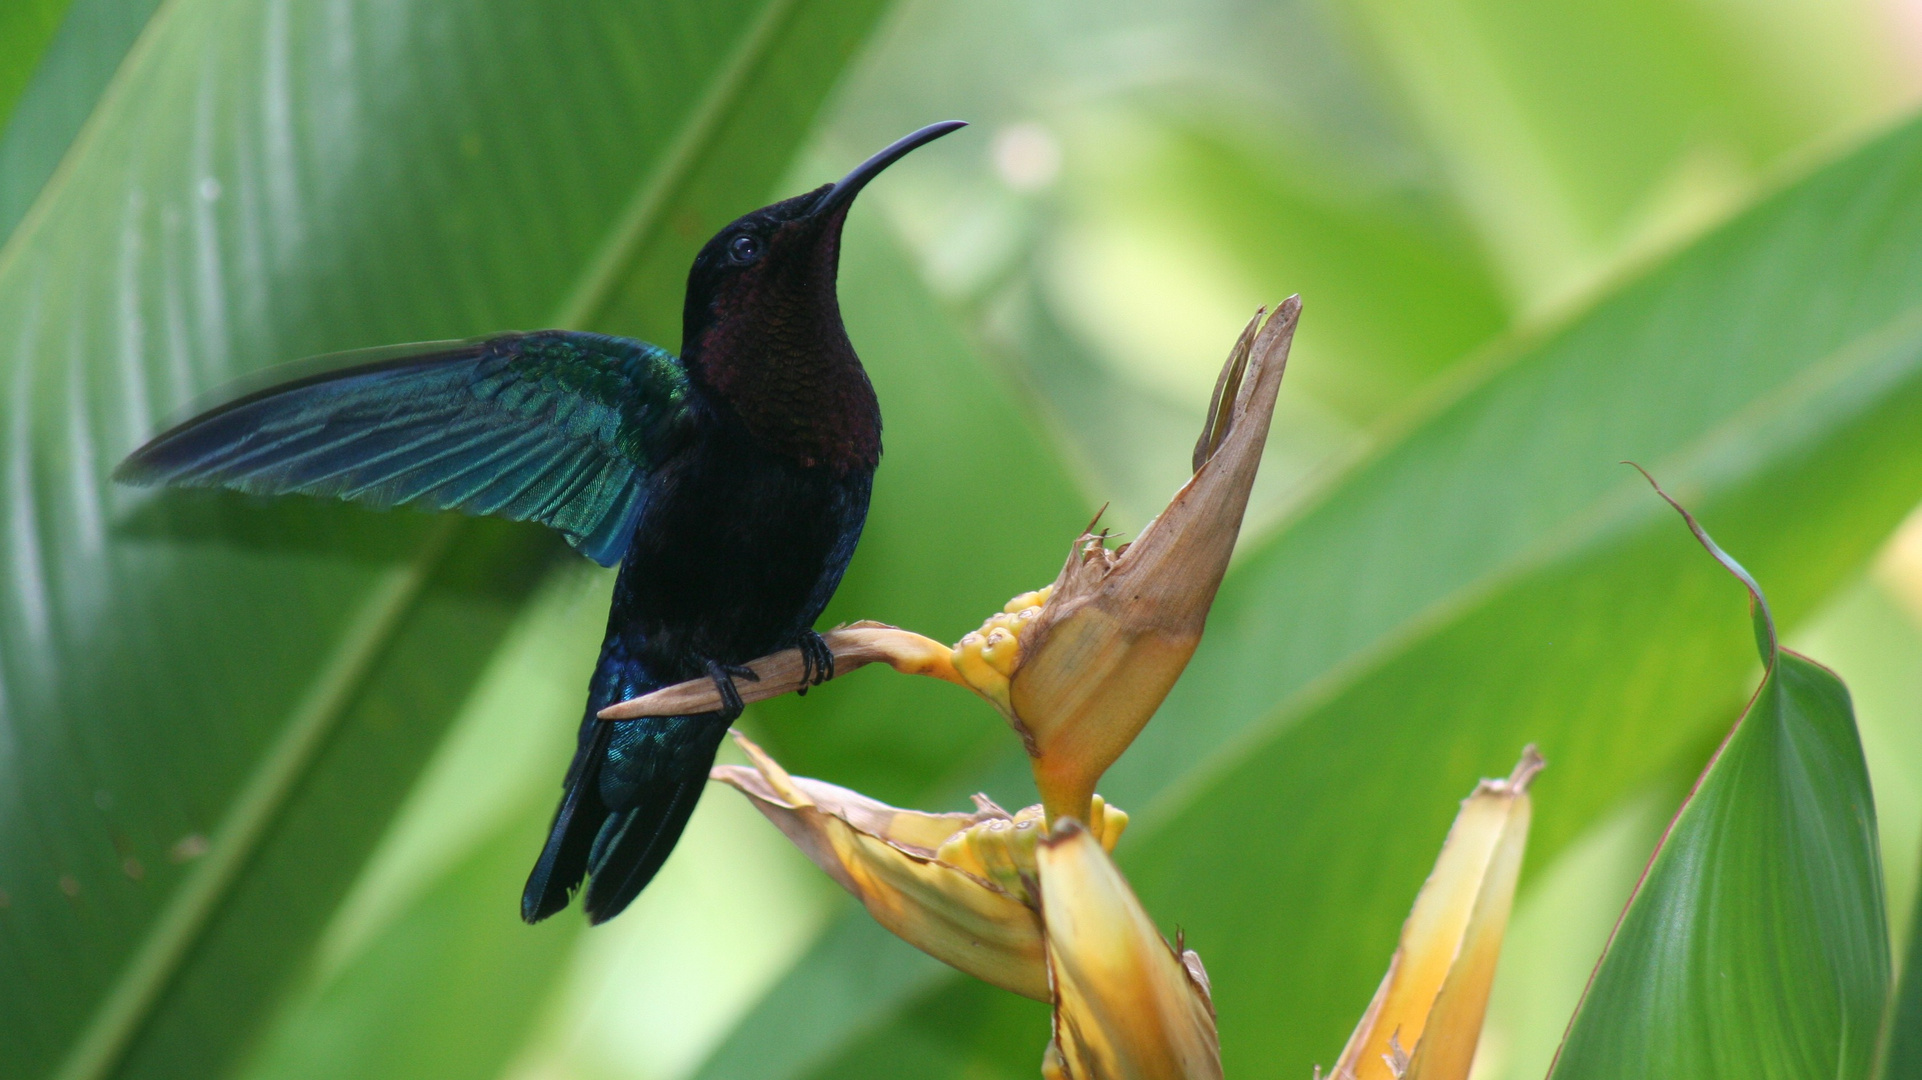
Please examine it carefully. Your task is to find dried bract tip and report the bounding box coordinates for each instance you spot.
[1193,304,1266,471]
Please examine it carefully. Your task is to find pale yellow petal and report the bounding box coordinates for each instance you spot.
[710,732,1051,1000]
[1331,748,1542,1080]
[1038,819,1221,1080]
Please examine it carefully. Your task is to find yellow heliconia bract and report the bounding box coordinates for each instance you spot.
[709,732,1129,1003]
[1328,748,1543,1080]
[1037,819,1222,1080]
[939,301,1301,824]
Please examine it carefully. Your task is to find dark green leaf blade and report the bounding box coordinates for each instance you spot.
[1551,521,1889,1079]
[0,2,894,1079]
[1887,857,1922,1078]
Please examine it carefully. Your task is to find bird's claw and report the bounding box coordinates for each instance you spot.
[704,659,755,722]
[796,630,836,696]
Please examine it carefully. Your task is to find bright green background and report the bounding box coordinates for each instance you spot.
[1,1,1919,1078]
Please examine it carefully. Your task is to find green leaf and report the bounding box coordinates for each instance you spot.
[0,0,70,136]
[0,1,893,1078]
[1333,0,1905,303]
[700,110,1922,1079]
[234,566,601,1080]
[0,0,162,243]
[233,809,582,1080]
[1550,498,1889,1080]
[1888,868,1922,1079]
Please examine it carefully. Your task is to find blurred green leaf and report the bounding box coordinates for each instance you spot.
[0,0,69,134]
[0,0,163,242]
[0,2,893,1078]
[1552,511,1888,1079]
[1889,871,1922,1079]
[235,806,581,1080]
[1109,114,1512,418]
[1333,0,1907,305]
[234,567,601,1080]
[1796,572,1922,943]
[701,110,1922,1079]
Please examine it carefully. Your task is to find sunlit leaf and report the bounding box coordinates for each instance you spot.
[1334,0,1906,305]
[233,565,601,1080]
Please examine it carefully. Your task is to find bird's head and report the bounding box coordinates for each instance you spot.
[679,122,964,468]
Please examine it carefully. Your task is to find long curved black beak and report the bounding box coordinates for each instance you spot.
[809,121,967,218]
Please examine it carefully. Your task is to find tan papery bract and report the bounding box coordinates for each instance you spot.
[1329,747,1543,1080]
[711,733,1135,1002]
[1038,819,1221,1080]
[1011,299,1299,822]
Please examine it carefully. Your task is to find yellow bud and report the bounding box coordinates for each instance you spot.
[981,626,1021,677]
[951,629,1015,715]
[1004,585,1054,614]
[1088,794,1129,851]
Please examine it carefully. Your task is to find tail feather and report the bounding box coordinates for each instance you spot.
[523,699,731,924]
[581,716,730,923]
[521,718,613,923]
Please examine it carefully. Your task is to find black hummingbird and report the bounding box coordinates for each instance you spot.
[115,120,967,924]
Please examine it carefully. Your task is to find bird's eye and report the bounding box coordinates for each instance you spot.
[728,234,761,263]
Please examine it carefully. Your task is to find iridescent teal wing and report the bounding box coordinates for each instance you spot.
[115,331,693,566]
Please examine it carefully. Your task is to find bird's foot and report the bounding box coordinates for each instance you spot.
[796,630,836,696]
[704,659,759,722]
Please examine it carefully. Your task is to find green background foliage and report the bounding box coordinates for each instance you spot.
[2,1,1919,1078]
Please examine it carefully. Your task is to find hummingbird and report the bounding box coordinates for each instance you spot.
[115,120,967,924]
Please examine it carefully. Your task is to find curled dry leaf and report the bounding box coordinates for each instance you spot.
[1038,818,1222,1080]
[1329,747,1543,1080]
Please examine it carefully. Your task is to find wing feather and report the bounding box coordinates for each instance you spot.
[116,331,692,566]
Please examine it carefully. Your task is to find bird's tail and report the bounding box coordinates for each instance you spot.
[522,692,730,924]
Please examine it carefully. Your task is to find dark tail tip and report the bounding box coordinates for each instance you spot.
[580,779,710,924]
[522,723,614,924]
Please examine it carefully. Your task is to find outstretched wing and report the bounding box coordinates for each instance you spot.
[115,331,693,566]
